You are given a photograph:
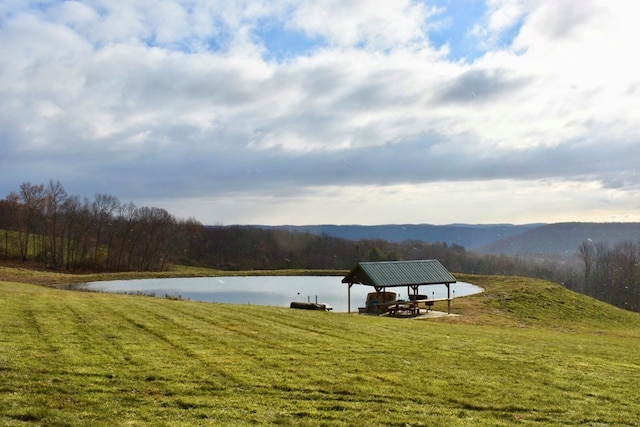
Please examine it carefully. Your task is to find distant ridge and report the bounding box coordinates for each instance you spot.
[218,222,640,258]
[253,223,543,250]
[476,222,640,257]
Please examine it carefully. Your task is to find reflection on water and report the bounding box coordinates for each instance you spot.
[81,276,482,313]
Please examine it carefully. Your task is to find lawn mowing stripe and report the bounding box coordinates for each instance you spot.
[3,280,640,425]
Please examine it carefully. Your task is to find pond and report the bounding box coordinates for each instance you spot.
[80,276,483,313]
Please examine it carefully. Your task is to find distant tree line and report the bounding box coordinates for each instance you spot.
[0,180,570,274]
[185,225,471,271]
[0,180,553,278]
[577,239,640,312]
[186,225,565,281]
[0,181,198,271]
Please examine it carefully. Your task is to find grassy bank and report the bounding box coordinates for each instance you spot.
[1,269,640,425]
[0,264,346,288]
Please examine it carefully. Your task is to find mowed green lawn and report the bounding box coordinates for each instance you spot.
[1,272,640,426]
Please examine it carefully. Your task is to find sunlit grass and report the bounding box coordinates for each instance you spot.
[1,271,640,425]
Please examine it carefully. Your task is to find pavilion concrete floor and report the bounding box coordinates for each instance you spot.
[413,310,459,319]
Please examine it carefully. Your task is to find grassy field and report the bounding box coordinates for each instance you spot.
[1,267,640,426]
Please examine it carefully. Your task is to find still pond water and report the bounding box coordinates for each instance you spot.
[81,276,482,313]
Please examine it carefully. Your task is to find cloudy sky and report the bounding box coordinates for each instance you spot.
[2,0,640,225]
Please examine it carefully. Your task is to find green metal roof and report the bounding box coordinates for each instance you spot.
[341,260,456,287]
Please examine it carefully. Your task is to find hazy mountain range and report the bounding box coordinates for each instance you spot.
[256,223,640,258]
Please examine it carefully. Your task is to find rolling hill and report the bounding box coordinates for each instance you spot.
[257,222,640,259]
[255,223,542,249]
[476,222,640,257]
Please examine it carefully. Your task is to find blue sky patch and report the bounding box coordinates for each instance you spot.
[254,20,326,62]
[426,0,524,61]
[428,0,487,61]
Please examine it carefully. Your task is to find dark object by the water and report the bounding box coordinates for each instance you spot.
[290,301,332,311]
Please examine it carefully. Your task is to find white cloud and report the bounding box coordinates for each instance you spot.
[290,0,436,50]
[1,0,640,226]
[486,0,527,32]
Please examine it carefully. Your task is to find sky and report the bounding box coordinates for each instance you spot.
[2,0,640,226]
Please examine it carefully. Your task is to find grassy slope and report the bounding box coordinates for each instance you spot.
[1,268,640,426]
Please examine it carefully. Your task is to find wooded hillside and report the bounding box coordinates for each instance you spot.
[477,222,640,257]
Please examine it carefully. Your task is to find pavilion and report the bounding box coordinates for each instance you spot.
[341,259,457,315]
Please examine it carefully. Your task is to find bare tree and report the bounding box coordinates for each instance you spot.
[91,193,120,271]
[111,201,138,270]
[577,240,594,294]
[593,242,612,301]
[17,183,46,262]
[134,206,177,271]
[610,241,639,311]
[0,194,20,259]
[61,195,81,269]
[60,195,94,270]
[44,180,67,267]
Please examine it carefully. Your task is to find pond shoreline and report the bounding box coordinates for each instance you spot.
[78,276,483,313]
[0,263,347,287]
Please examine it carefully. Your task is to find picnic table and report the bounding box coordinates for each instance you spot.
[385,298,447,317]
[386,300,420,317]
